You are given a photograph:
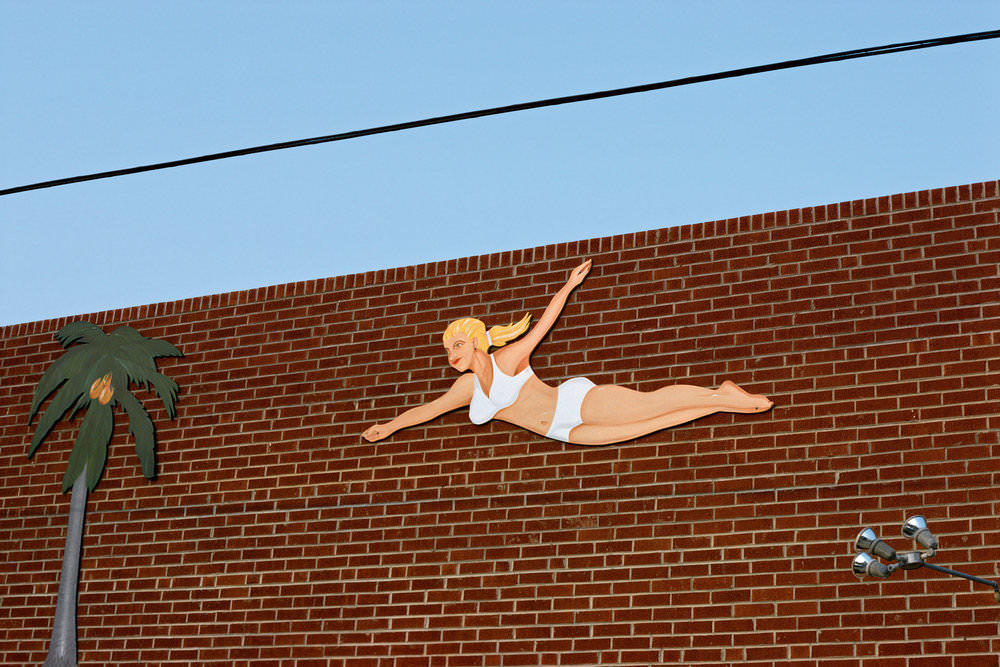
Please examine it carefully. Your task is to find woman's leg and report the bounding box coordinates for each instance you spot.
[568,380,772,445]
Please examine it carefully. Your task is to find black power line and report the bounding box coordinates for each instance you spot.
[2,29,998,198]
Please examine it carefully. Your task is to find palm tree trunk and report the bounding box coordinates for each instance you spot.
[43,465,87,667]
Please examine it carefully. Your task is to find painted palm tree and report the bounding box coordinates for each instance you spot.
[27,321,182,667]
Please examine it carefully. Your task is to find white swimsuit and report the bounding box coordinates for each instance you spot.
[468,354,595,444]
[469,354,534,425]
[545,377,596,443]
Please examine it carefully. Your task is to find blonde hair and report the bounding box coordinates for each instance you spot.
[442,313,531,352]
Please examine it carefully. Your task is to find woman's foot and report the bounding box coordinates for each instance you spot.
[718,380,774,413]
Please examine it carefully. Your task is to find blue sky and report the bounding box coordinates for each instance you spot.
[1,2,997,326]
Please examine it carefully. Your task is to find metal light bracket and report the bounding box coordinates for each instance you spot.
[850,515,1000,603]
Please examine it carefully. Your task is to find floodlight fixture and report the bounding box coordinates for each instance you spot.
[852,553,892,579]
[901,515,939,551]
[855,528,897,561]
[848,515,1000,604]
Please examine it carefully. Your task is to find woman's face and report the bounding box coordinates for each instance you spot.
[443,333,477,372]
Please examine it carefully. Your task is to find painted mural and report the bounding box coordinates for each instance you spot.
[363,259,772,445]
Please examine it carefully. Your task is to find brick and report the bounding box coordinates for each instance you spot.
[2,179,1000,664]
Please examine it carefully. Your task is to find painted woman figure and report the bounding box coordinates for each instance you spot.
[363,260,772,446]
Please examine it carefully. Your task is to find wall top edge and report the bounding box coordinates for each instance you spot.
[3,178,997,338]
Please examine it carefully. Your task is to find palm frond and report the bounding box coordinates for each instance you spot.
[66,392,93,422]
[109,341,182,418]
[62,435,89,494]
[28,382,85,457]
[111,336,182,396]
[54,321,107,348]
[62,404,114,492]
[116,390,156,479]
[149,373,180,419]
[110,326,184,357]
[112,349,158,388]
[111,326,183,359]
[28,346,90,423]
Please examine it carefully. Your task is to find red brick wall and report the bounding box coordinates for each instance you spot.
[2,180,999,666]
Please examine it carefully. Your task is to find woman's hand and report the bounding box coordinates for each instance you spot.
[362,424,390,442]
[566,259,592,288]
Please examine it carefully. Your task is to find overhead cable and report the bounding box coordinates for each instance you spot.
[2,29,998,198]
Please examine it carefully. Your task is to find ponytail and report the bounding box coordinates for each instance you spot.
[486,313,532,349]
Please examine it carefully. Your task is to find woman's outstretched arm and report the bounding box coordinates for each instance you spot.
[362,373,475,442]
[501,259,591,366]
